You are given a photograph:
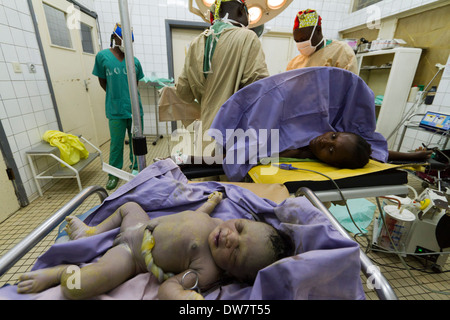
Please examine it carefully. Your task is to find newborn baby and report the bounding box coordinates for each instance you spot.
[17,192,293,299]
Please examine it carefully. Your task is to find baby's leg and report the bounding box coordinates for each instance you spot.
[65,201,149,240]
[18,245,137,299]
[17,265,70,294]
[196,191,223,215]
[59,245,137,299]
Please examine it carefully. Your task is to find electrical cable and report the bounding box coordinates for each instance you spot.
[293,167,367,237]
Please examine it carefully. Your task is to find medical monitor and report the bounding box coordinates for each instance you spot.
[419,112,450,133]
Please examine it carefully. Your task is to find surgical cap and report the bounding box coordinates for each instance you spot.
[112,23,134,41]
[210,0,247,23]
[293,9,322,30]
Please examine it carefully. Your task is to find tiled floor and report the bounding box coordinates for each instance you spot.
[0,136,449,300]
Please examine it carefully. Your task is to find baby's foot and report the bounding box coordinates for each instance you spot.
[208,191,223,205]
[17,266,68,294]
[64,216,96,240]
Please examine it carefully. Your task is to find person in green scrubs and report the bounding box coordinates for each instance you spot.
[93,23,145,190]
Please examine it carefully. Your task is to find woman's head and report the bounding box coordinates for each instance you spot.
[309,131,372,169]
[208,219,294,283]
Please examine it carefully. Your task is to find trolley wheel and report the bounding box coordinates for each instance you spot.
[152,141,157,146]
[431,264,443,273]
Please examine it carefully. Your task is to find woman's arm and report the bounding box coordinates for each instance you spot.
[388,150,433,161]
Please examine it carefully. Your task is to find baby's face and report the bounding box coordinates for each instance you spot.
[208,219,275,281]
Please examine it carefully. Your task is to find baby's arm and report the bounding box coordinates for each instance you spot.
[195,191,223,215]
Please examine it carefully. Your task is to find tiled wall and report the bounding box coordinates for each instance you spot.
[0,0,60,201]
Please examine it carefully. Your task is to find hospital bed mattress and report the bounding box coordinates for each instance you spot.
[284,168,407,193]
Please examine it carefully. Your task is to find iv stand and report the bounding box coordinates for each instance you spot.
[385,64,446,143]
[118,0,147,172]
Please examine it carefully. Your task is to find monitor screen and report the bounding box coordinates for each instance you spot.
[419,112,450,132]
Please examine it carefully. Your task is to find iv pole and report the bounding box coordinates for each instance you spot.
[118,0,147,172]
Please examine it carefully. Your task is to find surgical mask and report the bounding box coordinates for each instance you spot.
[114,34,131,53]
[296,22,323,56]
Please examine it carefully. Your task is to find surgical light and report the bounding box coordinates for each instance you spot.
[267,0,286,9]
[248,6,263,24]
[189,0,293,27]
[202,0,215,6]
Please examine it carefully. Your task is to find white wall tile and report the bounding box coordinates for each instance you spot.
[3,99,21,118]
[18,96,33,114]
[15,0,30,14]
[12,81,29,98]
[19,12,34,32]
[0,5,6,25]
[442,93,450,108]
[1,118,11,136]
[1,43,18,62]
[0,100,6,119]
[7,135,18,153]
[9,115,26,134]
[0,25,14,45]
[0,80,16,99]
[0,62,9,80]
[14,131,30,150]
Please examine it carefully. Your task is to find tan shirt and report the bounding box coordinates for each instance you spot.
[286,40,358,74]
[176,26,269,152]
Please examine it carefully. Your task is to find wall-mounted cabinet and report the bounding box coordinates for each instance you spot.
[357,48,422,147]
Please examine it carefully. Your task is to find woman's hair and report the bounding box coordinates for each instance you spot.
[338,132,372,169]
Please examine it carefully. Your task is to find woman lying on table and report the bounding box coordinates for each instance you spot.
[278,131,432,169]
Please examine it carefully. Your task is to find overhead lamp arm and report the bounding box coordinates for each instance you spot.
[189,0,204,20]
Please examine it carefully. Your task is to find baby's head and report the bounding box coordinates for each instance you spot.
[208,219,294,283]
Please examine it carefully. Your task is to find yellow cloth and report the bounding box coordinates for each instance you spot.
[248,160,402,184]
[141,228,174,283]
[43,130,89,166]
[286,40,358,74]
